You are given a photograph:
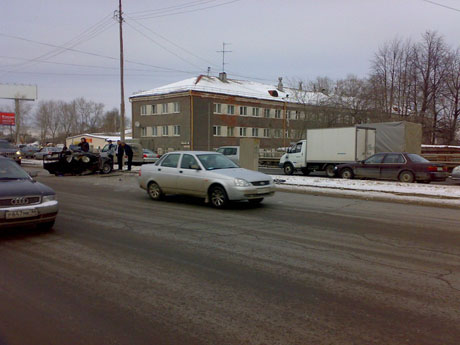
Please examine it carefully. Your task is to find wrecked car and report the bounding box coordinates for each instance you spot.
[43,151,112,176]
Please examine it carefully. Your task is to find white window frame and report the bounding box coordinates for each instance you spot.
[227,105,235,115]
[239,127,247,137]
[228,127,234,137]
[152,126,158,137]
[239,106,247,116]
[152,104,158,114]
[173,125,180,136]
[141,127,147,137]
[173,102,180,113]
[162,125,169,136]
[275,109,281,119]
[162,103,169,114]
[214,103,222,114]
[263,128,270,137]
[252,128,259,137]
[264,108,271,118]
[140,105,147,116]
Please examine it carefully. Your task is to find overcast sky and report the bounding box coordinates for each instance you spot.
[1,0,460,118]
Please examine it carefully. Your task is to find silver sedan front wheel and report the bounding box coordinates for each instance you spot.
[210,186,228,208]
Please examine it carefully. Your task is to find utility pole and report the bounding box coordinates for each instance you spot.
[14,99,20,144]
[118,0,126,141]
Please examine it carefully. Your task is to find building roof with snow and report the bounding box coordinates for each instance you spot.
[130,74,329,106]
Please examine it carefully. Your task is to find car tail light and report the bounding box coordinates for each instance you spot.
[143,154,147,158]
[427,166,437,172]
[138,169,142,176]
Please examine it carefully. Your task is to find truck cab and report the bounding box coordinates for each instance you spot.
[216,146,240,164]
[279,141,307,175]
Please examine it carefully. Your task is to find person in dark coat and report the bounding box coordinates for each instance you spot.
[116,140,124,171]
[122,142,133,171]
[78,138,89,152]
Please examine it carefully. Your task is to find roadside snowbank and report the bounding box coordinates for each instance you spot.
[272,175,460,199]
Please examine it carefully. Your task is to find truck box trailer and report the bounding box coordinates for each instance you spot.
[279,126,376,176]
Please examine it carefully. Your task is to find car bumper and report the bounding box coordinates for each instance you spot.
[226,185,276,201]
[0,200,59,228]
[416,172,448,181]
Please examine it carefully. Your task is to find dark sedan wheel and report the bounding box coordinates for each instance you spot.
[210,186,228,208]
[399,170,415,183]
[147,182,163,200]
[340,168,354,179]
[284,163,294,175]
[101,163,112,174]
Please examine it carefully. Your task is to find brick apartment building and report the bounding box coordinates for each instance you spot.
[129,73,334,154]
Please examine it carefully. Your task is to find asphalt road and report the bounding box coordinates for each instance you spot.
[1,172,460,345]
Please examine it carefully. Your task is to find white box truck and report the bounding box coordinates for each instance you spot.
[279,126,376,176]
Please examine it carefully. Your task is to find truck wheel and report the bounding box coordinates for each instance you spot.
[399,171,415,183]
[325,164,336,177]
[301,168,310,176]
[283,163,294,175]
[340,168,353,179]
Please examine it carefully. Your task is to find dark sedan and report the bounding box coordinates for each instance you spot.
[0,156,58,229]
[335,152,448,183]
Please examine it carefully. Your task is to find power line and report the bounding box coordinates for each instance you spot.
[0,32,201,74]
[124,20,205,71]
[125,14,220,70]
[421,0,460,12]
[127,0,219,16]
[129,0,242,20]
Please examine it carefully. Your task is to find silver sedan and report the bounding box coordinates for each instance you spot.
[138,151,275,208]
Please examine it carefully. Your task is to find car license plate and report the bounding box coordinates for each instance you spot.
[5,209,38,219]
[257,188,269,194]
[437,167,443,171]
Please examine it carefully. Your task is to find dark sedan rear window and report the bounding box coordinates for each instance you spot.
[407,154,430,163]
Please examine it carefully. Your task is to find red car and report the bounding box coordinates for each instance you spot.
[335,152,448,183]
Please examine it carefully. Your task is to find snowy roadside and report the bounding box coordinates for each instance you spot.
[273,175,460,208]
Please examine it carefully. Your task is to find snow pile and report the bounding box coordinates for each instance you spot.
[272,175,460,200]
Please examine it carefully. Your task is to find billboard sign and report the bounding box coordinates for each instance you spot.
[0,112,15,125]
[0,84,37,101]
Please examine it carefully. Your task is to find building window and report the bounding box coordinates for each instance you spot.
[152,126,158,137]
[213,126,222,136]
[252,128,259,137]
[214,103,222,113]
[252,107,260,117]
[141,127,147,137]
[275,109,281,119]
[263,128,270,137]
[173,125,180,136]
[274,129,282,138]
[228,127,234,136]
[264,108,270,118]
[239,106,247,115]
[152,104,157,114]
[161,103,168,114]
[239,127,247,137]
[140,105,147,116]
[173,102,180,113]
[227,105,235,115]
[162,125,169,136]
[286,110,291,119]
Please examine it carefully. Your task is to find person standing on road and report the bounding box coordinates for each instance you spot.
[78,138,89,152]
[107,140,116,170]
[116,140,124,171]
[122,142,133,171]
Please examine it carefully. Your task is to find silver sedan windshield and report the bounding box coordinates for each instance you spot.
[197,154,238,170]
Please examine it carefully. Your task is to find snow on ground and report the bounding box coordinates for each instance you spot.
[272,175,460,199]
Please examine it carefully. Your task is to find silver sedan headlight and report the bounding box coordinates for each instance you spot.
[16,150,21,156]
[453,166,460,173]
[234,178,251,187]
[42,194,57,202]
